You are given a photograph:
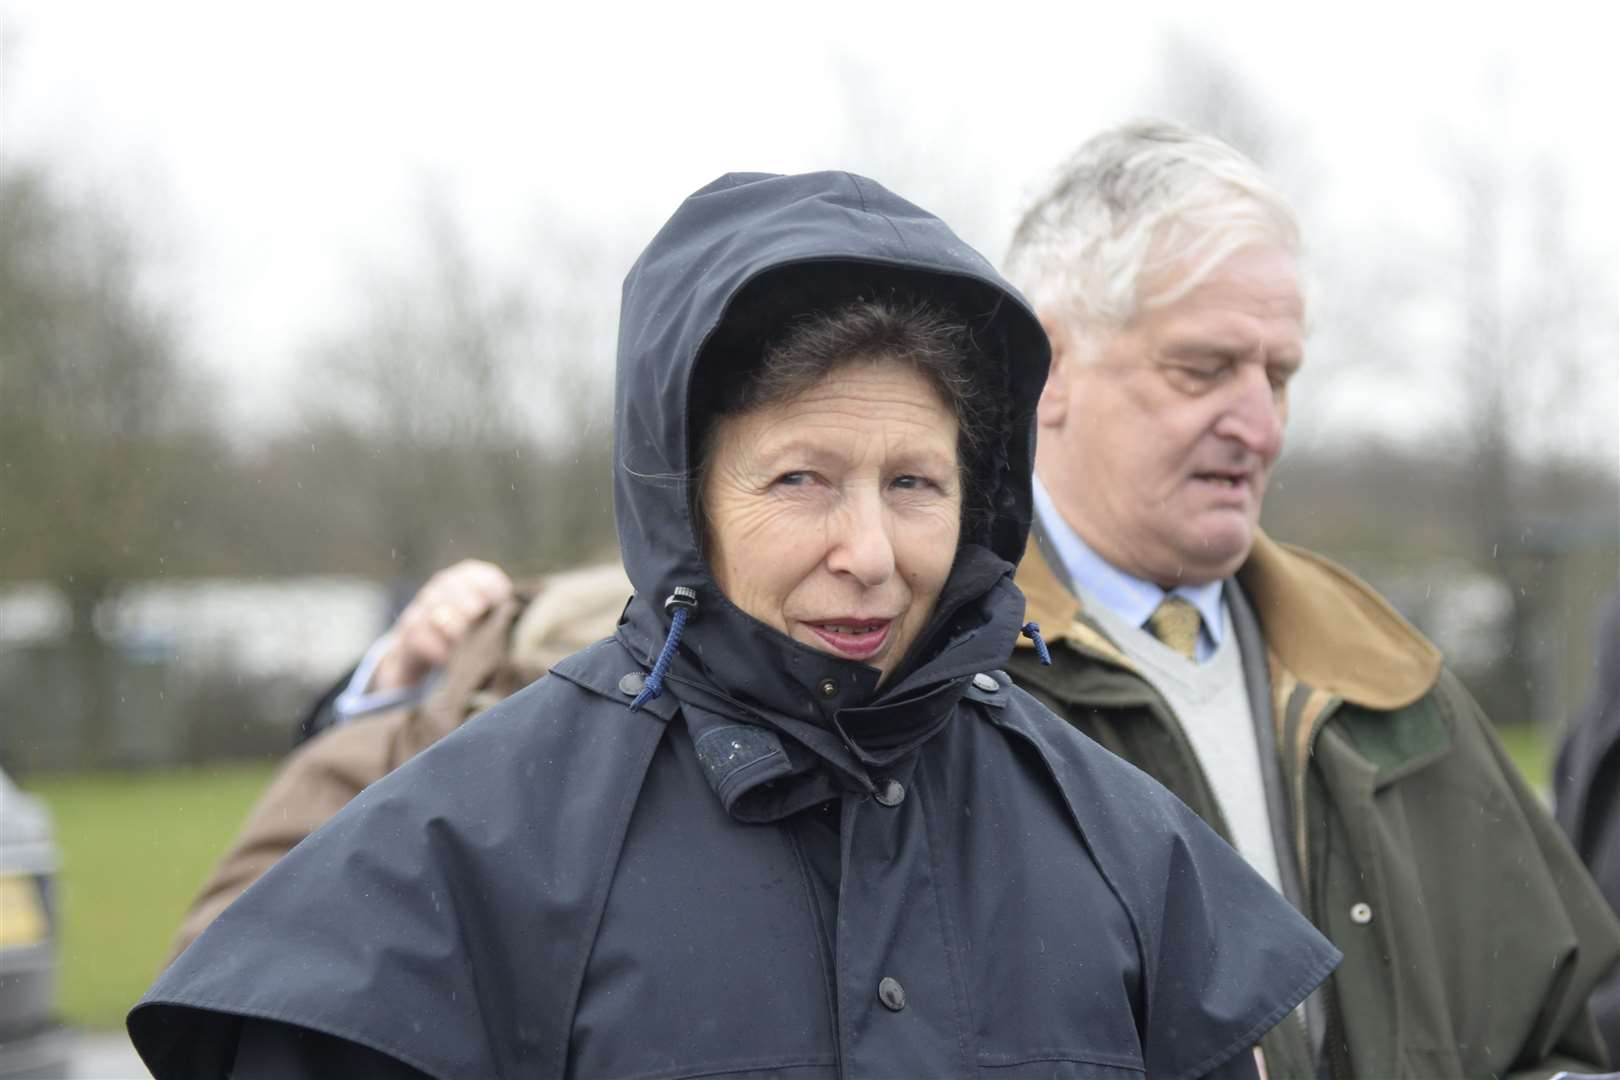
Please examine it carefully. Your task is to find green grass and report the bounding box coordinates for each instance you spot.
[27,762,277,1030]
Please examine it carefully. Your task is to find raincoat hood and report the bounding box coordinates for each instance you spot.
[612,171,1049,731]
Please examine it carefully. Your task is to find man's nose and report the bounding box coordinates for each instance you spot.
[825,489,897,587]
[1215,365,1285,458]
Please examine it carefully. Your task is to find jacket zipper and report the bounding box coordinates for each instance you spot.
[1293,699,1339,918]
[1295,697,1348,1080]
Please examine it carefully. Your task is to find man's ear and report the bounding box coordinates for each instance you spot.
[1035,311,1071,429]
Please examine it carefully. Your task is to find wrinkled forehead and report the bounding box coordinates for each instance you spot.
[707,363,961,467]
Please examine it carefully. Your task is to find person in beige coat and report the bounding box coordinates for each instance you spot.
[168,560,629,958]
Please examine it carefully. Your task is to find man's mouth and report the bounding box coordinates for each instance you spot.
[1194,471,1249,489]
[805,619,893,660]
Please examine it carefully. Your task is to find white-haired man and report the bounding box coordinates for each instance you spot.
[1001,120,1620,1079]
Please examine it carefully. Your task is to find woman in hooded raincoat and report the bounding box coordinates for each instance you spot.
[129,171,1338,1080]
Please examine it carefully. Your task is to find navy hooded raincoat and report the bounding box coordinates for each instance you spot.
[129,172,1339,1080]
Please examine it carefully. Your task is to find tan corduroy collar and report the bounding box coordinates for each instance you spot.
[1015,530,1442,711]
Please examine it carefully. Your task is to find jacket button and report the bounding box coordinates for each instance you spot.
[874,779,905,807]
[818,677,839,698]
[878,976,906,1011]
[618,673,646,696]
[972,672,998,692]
[1349,902,1373,925]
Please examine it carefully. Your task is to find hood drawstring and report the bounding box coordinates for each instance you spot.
[1021,622,1052,666]
[630,587,699,712]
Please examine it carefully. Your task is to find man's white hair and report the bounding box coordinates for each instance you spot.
[1004,120,1303,347]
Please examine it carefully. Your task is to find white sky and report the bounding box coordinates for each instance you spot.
[3,0,1617,457]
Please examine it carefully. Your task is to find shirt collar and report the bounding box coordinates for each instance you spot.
[1031,476,1225,657]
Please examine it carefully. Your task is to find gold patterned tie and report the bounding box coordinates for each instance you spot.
[1146,596,1201,661]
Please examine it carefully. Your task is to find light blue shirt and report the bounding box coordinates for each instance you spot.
[331,632,437,723]
[1031,476,1226,662]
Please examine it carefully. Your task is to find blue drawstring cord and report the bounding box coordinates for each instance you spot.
[630,588,698,711]
[1021,622,1052,666]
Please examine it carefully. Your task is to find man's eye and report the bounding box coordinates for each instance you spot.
[1178,361,1226,381]
[774,471,812,487]
[891,475,935,492]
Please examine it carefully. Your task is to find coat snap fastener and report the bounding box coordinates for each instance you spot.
[818,677,839,698]
[972,672,998,692]
[618,673,646,696]
[874,779,905,807]
[1349,902,1373,925]
[878,976,906,1011]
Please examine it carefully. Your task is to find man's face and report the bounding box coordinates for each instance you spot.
[1035,244,1305,587]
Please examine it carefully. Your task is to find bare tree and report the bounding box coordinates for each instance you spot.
[0,160,215,761]
[1431,113,1618,727]
[818,51,1005,252]
[1144,30,1316,187]
[295,190,618,581]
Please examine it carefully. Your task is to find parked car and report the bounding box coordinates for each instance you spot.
[0,767,68,1079]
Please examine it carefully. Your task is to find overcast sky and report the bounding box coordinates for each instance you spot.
[3,0,1616,456]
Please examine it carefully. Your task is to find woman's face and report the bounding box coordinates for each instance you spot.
[702,360,962,684]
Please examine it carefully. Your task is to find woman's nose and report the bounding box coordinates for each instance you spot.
[824,491,897,587]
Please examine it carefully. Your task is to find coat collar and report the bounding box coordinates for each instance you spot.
[1015,529,1136,671]
[1016,530,1442,711]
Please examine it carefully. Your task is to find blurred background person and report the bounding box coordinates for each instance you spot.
[167,559,629,958]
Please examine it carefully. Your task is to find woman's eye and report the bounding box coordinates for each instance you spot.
[891,475,935,492]
[773,471,812,487]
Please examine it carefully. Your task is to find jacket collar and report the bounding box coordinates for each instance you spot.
[1015,530,1136,671]
[1016,530,1442,711]
[1236,533,1441,711]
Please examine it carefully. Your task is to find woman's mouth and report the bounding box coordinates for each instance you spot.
[805,619,893,661]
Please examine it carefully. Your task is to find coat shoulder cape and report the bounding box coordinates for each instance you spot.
[131,639,675,1079]
[130,639,1337,1080]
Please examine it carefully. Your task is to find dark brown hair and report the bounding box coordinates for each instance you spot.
[695,293,1002,538]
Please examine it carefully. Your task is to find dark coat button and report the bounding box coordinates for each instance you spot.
[878,976,906,1011]
[618,673,646,696]
[818,677,839,698]
[874,779,905,807]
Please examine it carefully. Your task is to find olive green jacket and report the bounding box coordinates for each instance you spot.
[1007,533,1620,1079]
